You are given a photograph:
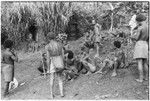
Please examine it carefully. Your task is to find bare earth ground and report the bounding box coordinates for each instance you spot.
[1,51,149,100]
[1,39,149,100]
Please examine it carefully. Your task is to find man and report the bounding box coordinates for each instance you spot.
[45,36,64,99]
[1,40,18,97]
[130,14,148,82]
[92,19,102,57]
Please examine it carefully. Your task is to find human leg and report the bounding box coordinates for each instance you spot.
[50,73,55,99]
[111,60,118,77]
[136,59,144,82]
[143,59,148,80]
[57,73,64,97]
[2,65,13,97]
[96,60,107,74]
[95,43,100,57]
[3,82,10,97]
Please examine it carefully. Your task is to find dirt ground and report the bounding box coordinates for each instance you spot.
[1,49,149,100]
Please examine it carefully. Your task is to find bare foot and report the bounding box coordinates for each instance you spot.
[111,72,117,77]
[50,94,54,99]
[144,77,148,81]
[135,79,143,83]
[61,94,65,98]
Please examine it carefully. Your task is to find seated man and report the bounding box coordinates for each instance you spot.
[63,47,79,81]
[82,31,95,53]
[96,41,126,77]
[63,48,89,81]
[80,49,97,74]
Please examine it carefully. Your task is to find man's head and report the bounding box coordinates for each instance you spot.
[136,13,147,24]
[113,41,121,49]
[42,53,47,59]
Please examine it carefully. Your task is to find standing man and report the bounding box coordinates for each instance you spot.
[92,19,102,57]
[1,40,18,97]
[130,14,148,83]
[45,35,65,99]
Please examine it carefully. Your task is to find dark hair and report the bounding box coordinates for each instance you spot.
[42,53,46,57]
[51,35,56,40]
[136,14,147,22]
[113,41,121,48]
[132,10,137,14]
[3,40,14,48]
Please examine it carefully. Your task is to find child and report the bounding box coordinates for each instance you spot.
[96,41,126,77]
[1,40,18,97]
[37,53,48,75]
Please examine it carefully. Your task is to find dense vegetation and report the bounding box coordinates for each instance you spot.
[1,1,149,50]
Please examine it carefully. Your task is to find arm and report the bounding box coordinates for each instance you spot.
[130,28,141,41]
[10,51,18,62]
[62,47,65,59]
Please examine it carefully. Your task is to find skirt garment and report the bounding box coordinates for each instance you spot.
[133,41,148,59]
[1,64,14,82]
[50,56,64,74]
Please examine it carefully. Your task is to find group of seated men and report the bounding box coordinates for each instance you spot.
[38,36,127,81]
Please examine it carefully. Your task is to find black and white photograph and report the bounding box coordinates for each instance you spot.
[1,1,149,100]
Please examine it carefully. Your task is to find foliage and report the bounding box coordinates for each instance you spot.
[1,1,149,50]
[1,1,72,49]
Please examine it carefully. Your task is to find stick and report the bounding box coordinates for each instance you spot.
[42,59,46,78]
